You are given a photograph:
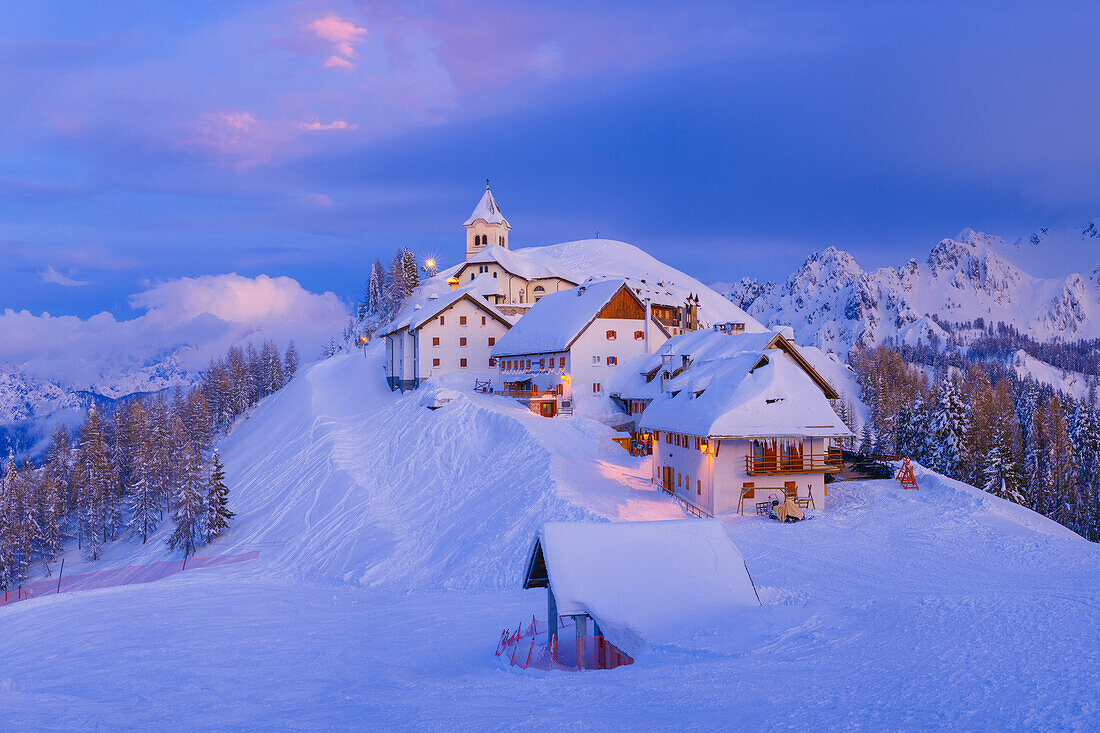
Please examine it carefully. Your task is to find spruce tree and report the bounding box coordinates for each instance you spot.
[203,452,234,542]
[166,442,204,556]
[284,341,299,382]
[930,377,968,480]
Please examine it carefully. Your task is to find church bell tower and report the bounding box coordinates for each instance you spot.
[463,181,510,261]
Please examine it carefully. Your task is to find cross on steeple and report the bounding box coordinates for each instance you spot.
[485,178,490,189]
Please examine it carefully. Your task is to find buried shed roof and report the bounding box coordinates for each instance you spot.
[523,519,760,655]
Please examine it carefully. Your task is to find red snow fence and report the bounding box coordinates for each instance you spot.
[0,550,260,609]
[496,615,633,671]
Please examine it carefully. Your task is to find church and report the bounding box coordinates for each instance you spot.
[381,184,712,393]
[381,185,578,391]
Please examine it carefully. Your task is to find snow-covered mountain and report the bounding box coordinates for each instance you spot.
[0,357,196,425]
[729,226,1100,354]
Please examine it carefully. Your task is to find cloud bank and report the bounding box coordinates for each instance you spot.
[0,273,348,396]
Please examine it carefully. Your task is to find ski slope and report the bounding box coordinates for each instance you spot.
[1,352,1098,730]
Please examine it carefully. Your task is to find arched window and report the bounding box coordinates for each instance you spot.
[533,285,545,293]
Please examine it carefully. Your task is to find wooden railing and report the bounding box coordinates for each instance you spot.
[499,389,559,400]
[745,451,842,475]
[660,486,713,518]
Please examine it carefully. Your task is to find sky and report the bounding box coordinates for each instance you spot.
[2,0,1100,323]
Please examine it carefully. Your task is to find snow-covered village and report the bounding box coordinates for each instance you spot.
[2,4,1100,731]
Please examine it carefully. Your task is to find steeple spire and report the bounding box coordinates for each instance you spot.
[463,183,511,260]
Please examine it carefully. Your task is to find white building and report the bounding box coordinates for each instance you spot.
[454,187,578,305]
[491,279,670,415]
[613,329,851,515]
[382,275,514,391]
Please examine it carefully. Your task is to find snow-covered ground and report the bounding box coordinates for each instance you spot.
[2,351,1098,730]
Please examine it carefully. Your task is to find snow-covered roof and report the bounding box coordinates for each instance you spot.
[491,279,660,357]
[463,188,509,227]
[379,274,513,337]
[636,334,852,439]
[607,329,839,402]
[524,519,759,655]
[461,245,581,284]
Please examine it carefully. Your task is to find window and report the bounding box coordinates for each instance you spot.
[665,432,672,444]
[432,337,440,347]
[534,285,545,294]
[459,315,467,326]
[634,330,645,340]
[606,330,617,340]
[481,316,486,325]
[592,382,601,393]
[539,358,545,368]
[559,356,565,368]
[607,356,618,366]
[488,337,495,347]
[460,358,468,368]
[677,473,681,488]
[675,434,681,447]
[493,272,497,279]
[499,235,504,245]
[526,359,531,369]
[697,479,701,495]
[592,355,602,366]
[488,358,496,367]
[460,337,467,347]
[439,316,445,326]
[433,358,441,367]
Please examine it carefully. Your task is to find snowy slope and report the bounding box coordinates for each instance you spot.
[730,226,1100,354]
[1,443,1096,729]
[67,346,682,590]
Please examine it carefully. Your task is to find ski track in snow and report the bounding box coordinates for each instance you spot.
[1,352,1098,730]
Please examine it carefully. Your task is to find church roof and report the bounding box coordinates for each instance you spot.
[464,187,509,227]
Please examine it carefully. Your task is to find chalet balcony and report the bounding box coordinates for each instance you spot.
[745,451,842,475]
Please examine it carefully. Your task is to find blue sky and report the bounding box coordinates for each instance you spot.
[2,0,1099,318]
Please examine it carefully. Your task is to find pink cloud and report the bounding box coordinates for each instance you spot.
[323,55,354,70]
[298,119,357,131]
[307,14,367,67]
[304,192,332,207]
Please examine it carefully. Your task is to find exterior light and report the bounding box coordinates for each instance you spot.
[699,440,710,454]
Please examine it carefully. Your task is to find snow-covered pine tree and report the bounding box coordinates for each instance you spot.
[0,455,18,588]
[203,452,234,542]
[246,342,263,403]
[36,468,67,562]
[368,260,387,321]
[74,405,117,560]
[44,425,75,523]
[930,377,968,480]
[859,424,874,455]
[284,341,299,382]
[126,432,159,544]
[401,246,419,295]
[261,339,285,396]
[981,419,1026,504]
[166,441,204,556]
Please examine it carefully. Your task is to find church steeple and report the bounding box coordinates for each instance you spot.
[463,183,510,260]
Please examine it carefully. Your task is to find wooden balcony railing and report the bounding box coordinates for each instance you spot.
[499,389,559,400]
[745,451,842,475]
